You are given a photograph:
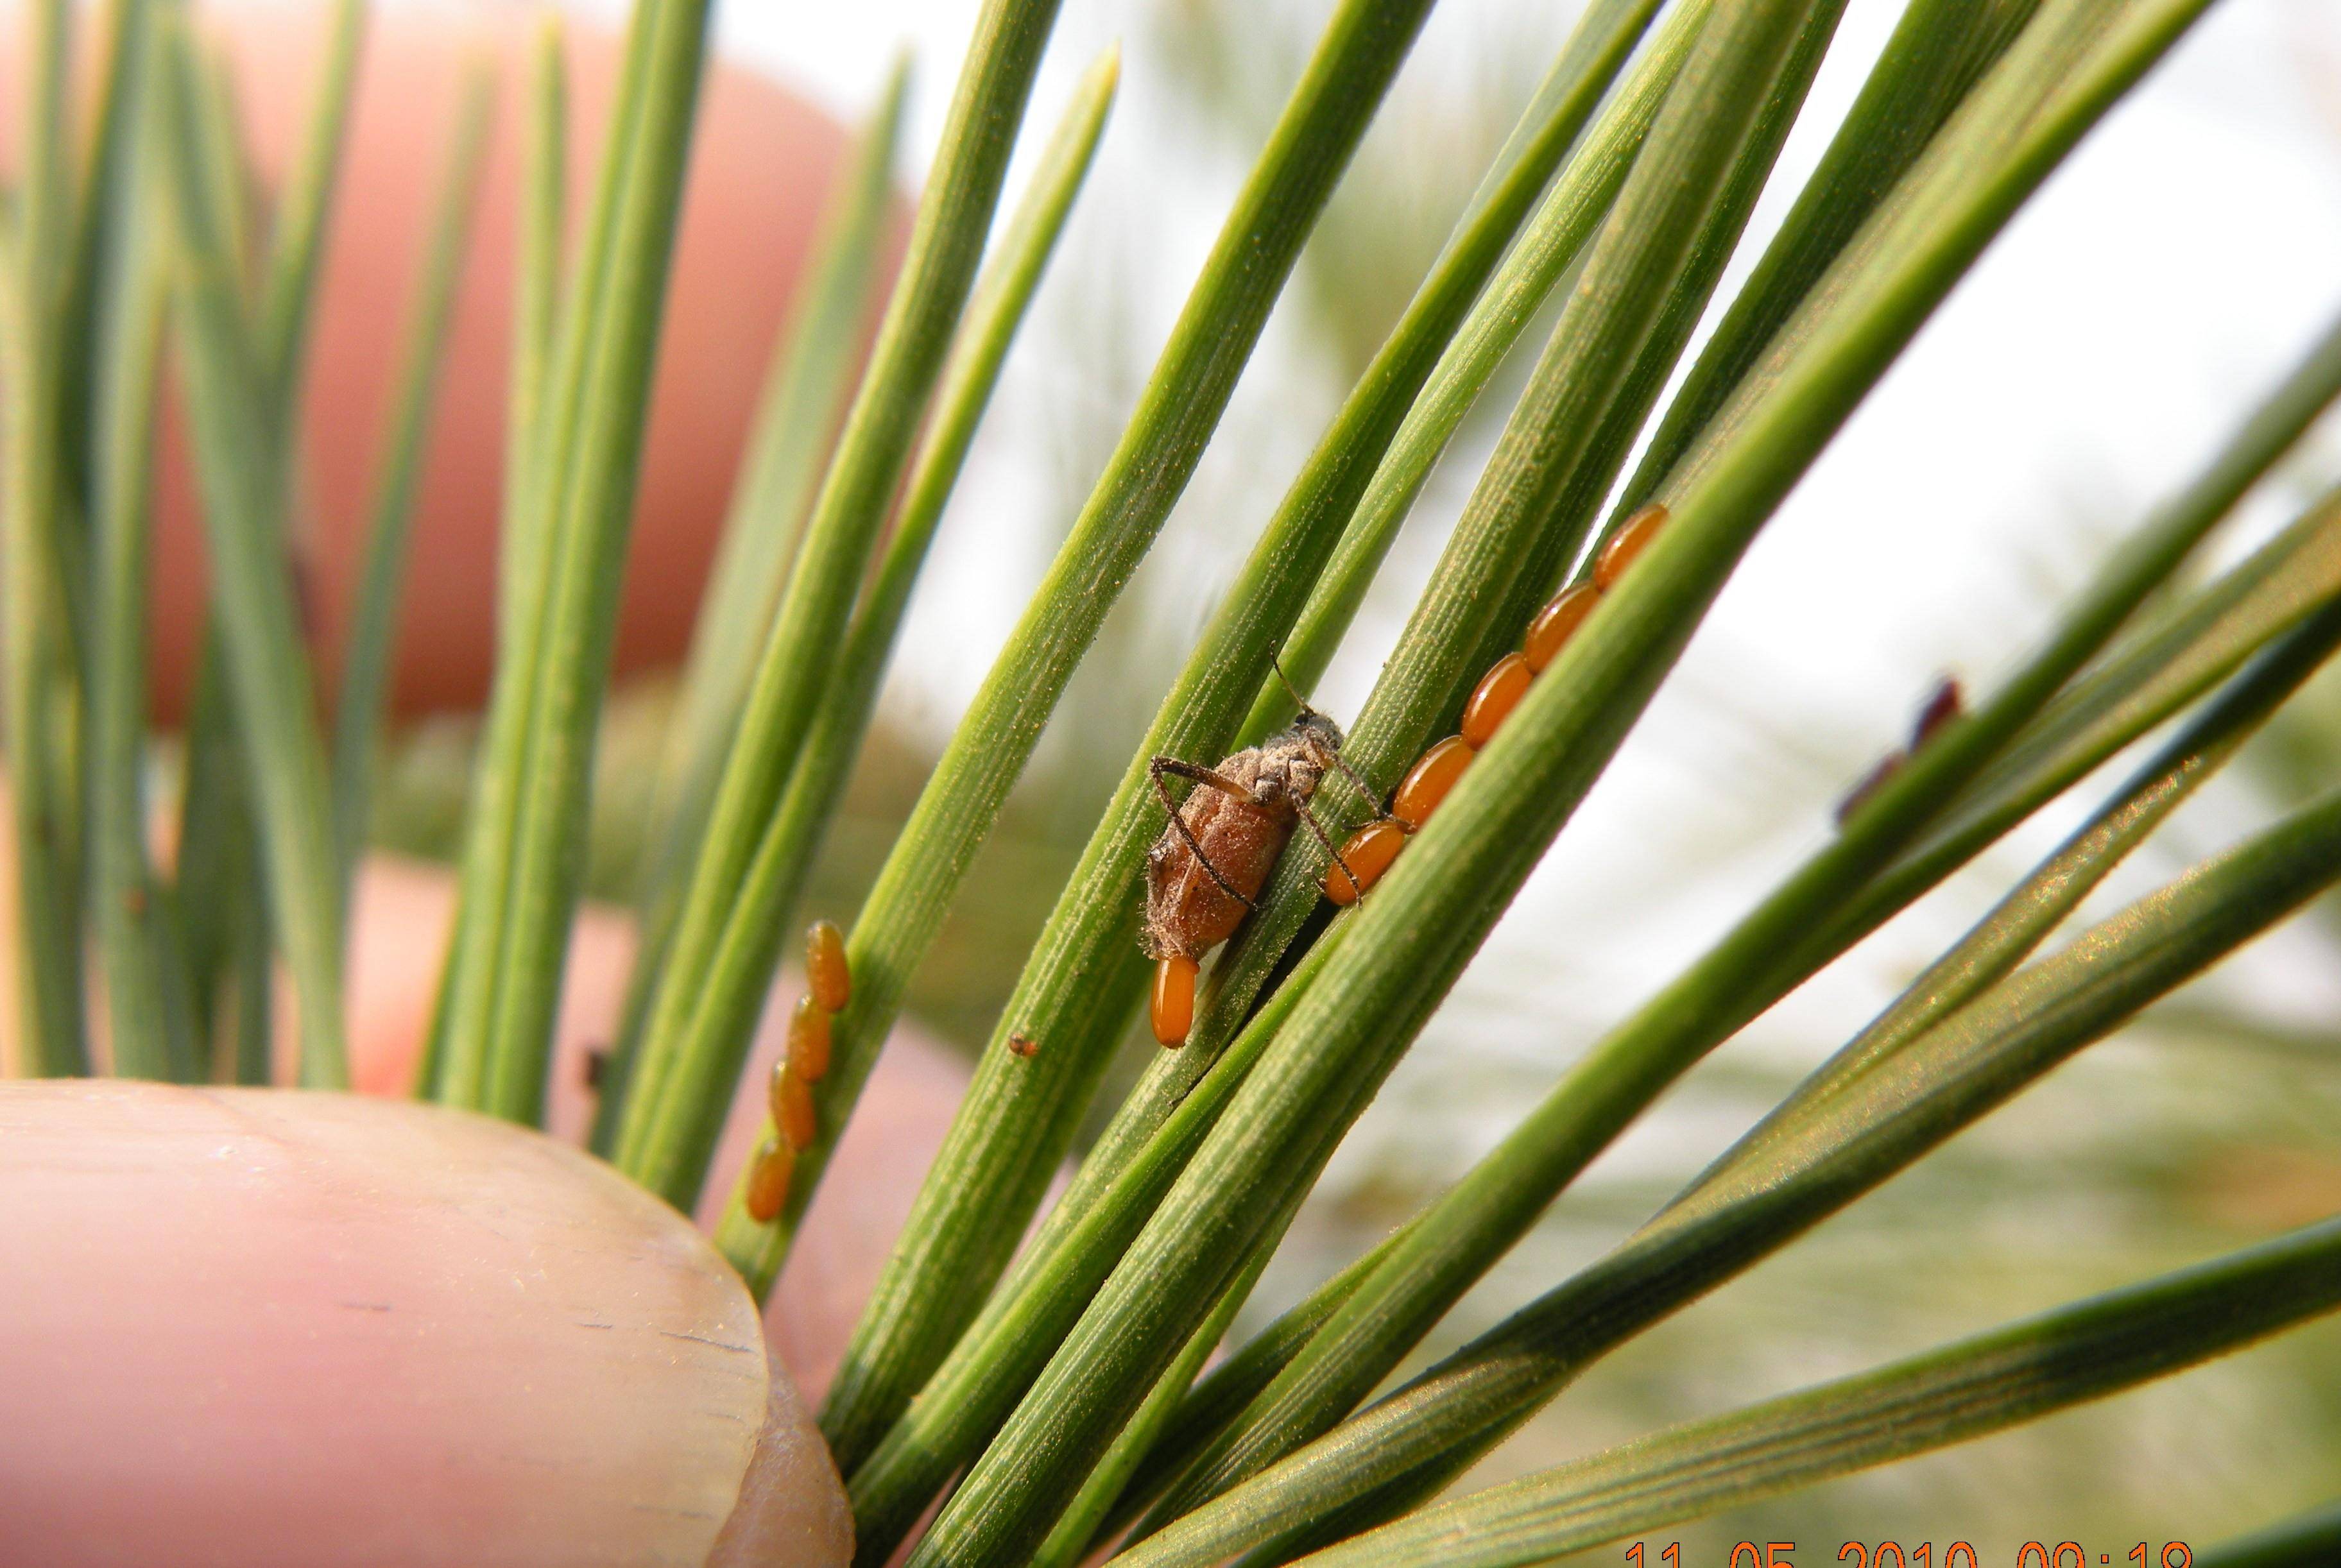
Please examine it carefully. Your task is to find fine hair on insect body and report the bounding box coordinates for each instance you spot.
[1140,673,1369,1047]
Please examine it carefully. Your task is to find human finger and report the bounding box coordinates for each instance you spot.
[341,854,970,1398]
[0,1079,852,1567]
[125,6,880,719]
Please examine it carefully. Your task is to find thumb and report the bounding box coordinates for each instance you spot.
[0,1080,851,1567]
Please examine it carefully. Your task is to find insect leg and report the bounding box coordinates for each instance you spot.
[1324,745,1382,817]
[1293,798,1366,902]
[1150,756,1265,910]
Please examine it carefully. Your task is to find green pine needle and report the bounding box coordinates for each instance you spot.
[1287,1217,2341,1567]
[330,59,495,888]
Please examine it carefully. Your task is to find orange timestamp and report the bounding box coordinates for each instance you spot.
[1626,1543,2194,1568]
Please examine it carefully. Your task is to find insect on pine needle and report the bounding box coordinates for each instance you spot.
[1138,502,1670,1052]
[1835,673,1966,825]
[1141,667,1369,1048]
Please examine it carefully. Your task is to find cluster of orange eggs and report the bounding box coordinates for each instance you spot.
[1321,502,1669,905]
[744,919,852,1223]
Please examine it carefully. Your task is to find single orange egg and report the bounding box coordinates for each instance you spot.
[1523,582,1599,672]
[786,994,833,1082]
[744,1137,794,1223]
[765,1057,789,1127]
[1594,501,1668,590]
[1393,735,1475,829]
[805,919,850,1012]
[775,1069,818,1152]
[1321,818,1407,905]
[1151,954,1199,1047]
[1461,654,1533,747]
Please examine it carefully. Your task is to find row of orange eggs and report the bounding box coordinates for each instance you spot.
[1321,502,1670,905]
[744,920,852,1222]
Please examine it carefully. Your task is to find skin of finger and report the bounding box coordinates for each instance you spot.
[705,1361,852,1568]
[0,834,970,1395]
[0,1080,851,1568]
[345,855,972,1399]
[0,2,929,1340]
[96,4,880,719]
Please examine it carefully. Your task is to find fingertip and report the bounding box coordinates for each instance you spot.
[0,1082,837,1567]
[707,1347,853,1568]
[337,850,974,1403]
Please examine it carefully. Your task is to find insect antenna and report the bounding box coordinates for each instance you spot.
[1324,745,1382,816]
[1269,652,1326,723]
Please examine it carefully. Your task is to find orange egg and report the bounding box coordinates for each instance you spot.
[766,1057,789,1127]
[1523,583,1599,672]
[744,1137,794,1223]
[1593,501,1668,590]
[1321,818,1407,905]
[805,919,850,1012]
[775,1069,818,1152]
[1151,954,1199,1047]
[1393,736,1475,829]
[1461,654,1533,747]
[786,995,833,1082]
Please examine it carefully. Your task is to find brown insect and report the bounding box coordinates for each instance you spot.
[1834,675,1965,826]
[1142,704,1364,1047]
[1138,507,1678,1049]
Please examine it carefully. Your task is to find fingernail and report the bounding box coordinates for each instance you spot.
[0,1082,847,1567]
[706,1353,851,1566]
